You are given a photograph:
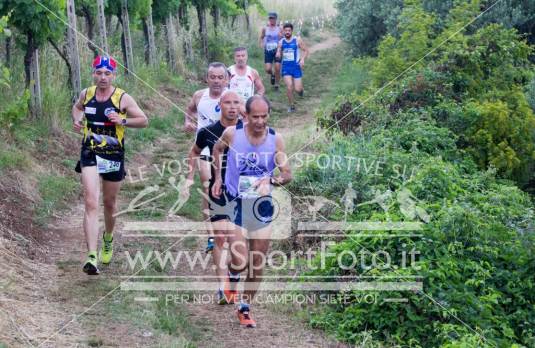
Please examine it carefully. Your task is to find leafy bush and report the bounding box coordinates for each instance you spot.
[293,132,535,347]
[323,1,535,187]
[0,89,30,130]
[335,0,535,57]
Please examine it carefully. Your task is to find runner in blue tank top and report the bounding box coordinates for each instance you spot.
[259,12,282,89]
[211,95,292,328]
[276,22,309,113]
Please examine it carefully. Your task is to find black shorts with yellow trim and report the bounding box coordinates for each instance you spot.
[75,148,126,182]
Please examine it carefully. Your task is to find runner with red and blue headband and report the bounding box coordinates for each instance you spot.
[71,56,149,275]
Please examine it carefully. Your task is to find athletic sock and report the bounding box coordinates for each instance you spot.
[103,232,113,242]
[229,271,240,282]
[239,300,250,311]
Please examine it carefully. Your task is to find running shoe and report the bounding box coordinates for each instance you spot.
[217,289,238,305]
[273,84,279,91]
[236,304,256,328]
[288,105,296,113]
[83,255,100,275]
[270,73,275,85]
[298,90,304,97]
[100,234,113,264]
[205,237,215,254]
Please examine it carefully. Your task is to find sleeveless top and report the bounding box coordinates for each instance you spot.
[264,25,280,52]
[82,86,126,157]
[280,37,300,65]
[228,65,255,102]
[225,123,277,198]
[196,88,222,156]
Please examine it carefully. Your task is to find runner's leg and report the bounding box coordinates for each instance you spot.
[102,179,122,235]
[82,166,100,253]
[294,77,304,95]
[212,219,231,285]
[284,75,295,108]
[274,62,281,86]
[264,62,273,77]
[198,159,214,249]
[243,226,272,303]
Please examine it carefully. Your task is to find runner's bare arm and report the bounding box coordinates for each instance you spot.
[272,133,292,185]
[211,127,235,198]
[186,143,203,183]
[275,39,282,59]
[72,89,86,133]
[184,90,201,133]
[253,69,266,96]
[113,93,148,128]
[259,27,266,49]
[298,37,309,67]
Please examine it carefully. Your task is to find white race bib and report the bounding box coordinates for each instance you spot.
[283,50,295,62]
[238,175,263,199]
[266,42,278,51]
[85,107,97,115]
[96,155,121,174]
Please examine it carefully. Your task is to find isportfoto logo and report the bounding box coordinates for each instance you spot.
[119,156,428,300]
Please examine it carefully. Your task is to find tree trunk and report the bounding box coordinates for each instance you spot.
[5,35,11,66]
[178,2,189,30]
[66,0,81,97]
[211,6,220,35]
[49,39,73,90]
[195,5,208,61]
[146,6,156,65]
[243,0,250,32]
[142,18,149,64]
[81,6,98,56]
[24,34,41,118]
[121,0,134,74]
[231,16,237,29]
[165,14,177,72]
[96,0,109,54]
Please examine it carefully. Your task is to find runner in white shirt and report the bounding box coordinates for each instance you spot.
[184,62,228,252]
[228,47,265,104]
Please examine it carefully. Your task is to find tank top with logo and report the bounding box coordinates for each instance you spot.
[225,123,277,198]
[196,88,222,157]
[228,65,255,102]
[264,25,281,52]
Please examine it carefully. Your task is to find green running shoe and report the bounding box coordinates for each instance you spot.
[100,235,113,264]
[83,255,99,275]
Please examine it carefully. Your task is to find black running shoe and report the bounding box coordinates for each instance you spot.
[83,255,100,275]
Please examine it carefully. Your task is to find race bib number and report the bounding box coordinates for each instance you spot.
[238,175,264,199]
[266,42,278,51]
[96,155,121,174]
[85,107,96,115]
[283,49,295,62]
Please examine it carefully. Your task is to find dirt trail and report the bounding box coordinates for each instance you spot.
[3,36,345,347]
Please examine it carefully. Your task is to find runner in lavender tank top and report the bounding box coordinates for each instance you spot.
[259,12,282,89]
[211,95,292,328]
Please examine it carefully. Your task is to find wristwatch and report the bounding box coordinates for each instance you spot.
[121,118,127,126]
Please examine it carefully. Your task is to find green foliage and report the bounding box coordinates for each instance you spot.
[336,0,535,57]
[294,129,535,347]
[463,94,535,181]
[334,0,403,56]
[0,89,30,130]
[0,0,65,47]
[324,1,535,187]
[371,1,435,86]
[0,146,29,172]
[527,76,535,111]
[36,174,78,221]
[306,1,535,345]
